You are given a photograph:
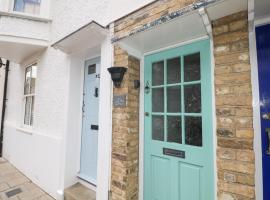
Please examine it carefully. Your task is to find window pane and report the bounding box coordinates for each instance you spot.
[14,0,24,12]
[30,97,35,126]
[24,67,31,95]
[184,53,201,82]
[30,65,37,94]
[14,0,41,15]
[24,97,32,125]
[167,86,181,113]
[167,57,181,84]
[185,116,202,147]
[152,116,164,141]
[167,116,182,144]
[152,61,164,86]
[184,84,201,113]
[152,88,164,112]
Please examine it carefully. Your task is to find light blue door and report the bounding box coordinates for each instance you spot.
[144,39,214,200]
[79,57,100,185]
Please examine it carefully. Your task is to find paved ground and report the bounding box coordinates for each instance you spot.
[0,158,54,200]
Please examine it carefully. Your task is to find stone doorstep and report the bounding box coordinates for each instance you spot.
[64,183,96,200]
[0,157,6,164]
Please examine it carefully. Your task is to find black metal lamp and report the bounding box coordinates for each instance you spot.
[108,66,127,88]
[0,58,6,68]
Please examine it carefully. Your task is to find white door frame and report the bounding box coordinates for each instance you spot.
[57,33,112,200]
[96,35,113,200]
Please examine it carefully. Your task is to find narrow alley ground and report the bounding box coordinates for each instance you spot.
[0,158,54,200]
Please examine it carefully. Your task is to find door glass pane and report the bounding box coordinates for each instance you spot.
[185,116,202,146]
[88,64,96,74]
[152,88,164,112]
[152,61,164,86]
[184,53,201,82]
[167,57,181,84]
[184,84,201,113]
[167,116,182,144]
[167,86,181,113]
[152,116,164,141]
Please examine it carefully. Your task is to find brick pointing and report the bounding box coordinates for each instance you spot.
[213,11,255,200]
[111,46,140,200]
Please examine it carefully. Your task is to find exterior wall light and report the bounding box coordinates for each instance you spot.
[0,58,7,68]
[108,67,127,88]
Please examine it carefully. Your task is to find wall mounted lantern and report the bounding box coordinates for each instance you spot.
[0,58,7,68]
[108,66,127,88]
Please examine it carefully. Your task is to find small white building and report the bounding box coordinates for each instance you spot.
[0,0,155,199]
[0,0,270,200]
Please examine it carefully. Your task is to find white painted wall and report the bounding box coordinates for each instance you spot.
[3,48,70,198]
[0,16,50,41]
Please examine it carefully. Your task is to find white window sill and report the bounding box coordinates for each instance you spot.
[0,10,52,23]
[16,127,34,135]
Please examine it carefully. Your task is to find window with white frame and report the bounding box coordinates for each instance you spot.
[23,64,37,126]
[13,0,41,15]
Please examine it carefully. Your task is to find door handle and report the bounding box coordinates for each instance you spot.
[94,87,99,98]
[262,113,270,120]
[266,128,270,155]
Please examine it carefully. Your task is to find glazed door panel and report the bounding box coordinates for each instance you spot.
[79,58,100,185]
[256,24,270,200]
[144,39,214,200]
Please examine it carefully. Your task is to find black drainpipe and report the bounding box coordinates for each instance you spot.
[0,60,10,157]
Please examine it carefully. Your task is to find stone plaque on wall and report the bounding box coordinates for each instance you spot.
[113,95,127,108]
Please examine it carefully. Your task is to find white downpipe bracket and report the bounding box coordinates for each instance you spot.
[198,7,212,37]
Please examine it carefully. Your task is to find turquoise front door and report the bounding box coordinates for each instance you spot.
[144,39,214,200]
[79,57,100,185]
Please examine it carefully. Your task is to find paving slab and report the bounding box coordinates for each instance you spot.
[0,159,54,200]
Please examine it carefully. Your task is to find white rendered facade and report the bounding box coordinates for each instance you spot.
[0,0,156,199]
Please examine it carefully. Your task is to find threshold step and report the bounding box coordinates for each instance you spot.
[64,183,96,200]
